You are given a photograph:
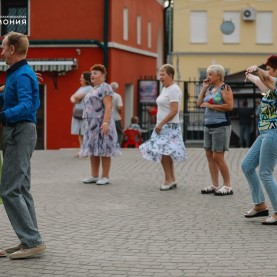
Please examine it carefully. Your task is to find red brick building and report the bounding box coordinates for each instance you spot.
[0,0,164,149]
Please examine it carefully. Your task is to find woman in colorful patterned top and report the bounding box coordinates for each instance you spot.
[80,64,121,185]
[139,64,187,191]
[242,55,277,225]
[197,64,234,196]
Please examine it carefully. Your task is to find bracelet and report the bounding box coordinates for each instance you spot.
[102,122,109,126]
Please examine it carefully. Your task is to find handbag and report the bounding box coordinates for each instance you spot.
[73,108,83,119]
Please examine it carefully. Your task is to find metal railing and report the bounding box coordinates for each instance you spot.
[137,80,261,147]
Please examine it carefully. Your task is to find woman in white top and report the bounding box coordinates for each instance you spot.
[70,72,92,157]
[139,64,187,191]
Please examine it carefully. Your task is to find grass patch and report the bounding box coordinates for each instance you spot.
[0,198,2,205]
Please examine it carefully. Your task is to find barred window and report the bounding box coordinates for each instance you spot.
[1,0,28,35]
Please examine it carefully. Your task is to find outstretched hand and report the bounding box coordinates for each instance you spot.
[35,72,44,84]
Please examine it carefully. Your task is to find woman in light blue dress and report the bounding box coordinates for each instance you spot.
[70,71,92,157]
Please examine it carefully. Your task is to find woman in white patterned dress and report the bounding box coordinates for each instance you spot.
[139,64,187,191]
[80,64,121,185]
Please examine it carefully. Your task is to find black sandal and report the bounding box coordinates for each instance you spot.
[214,186,233,196]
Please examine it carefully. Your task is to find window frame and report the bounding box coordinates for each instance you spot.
[0,0,29,36]
[123,7,128,41]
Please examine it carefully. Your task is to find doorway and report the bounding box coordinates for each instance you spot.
[124,84,134,129]
[36,84,45,149]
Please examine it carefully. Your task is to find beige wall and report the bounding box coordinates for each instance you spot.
[172,0,277,81]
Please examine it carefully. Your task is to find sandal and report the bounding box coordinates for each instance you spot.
[244,208,269,218]
[160,183,177,191]
[201,185,218,194]
[214,186,233,196]
[262,216,277,225]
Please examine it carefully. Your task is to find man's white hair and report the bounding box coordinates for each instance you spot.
[110,82,119,90]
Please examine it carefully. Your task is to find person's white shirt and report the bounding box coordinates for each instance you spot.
[156,83,181,124]
[112,92,123,121]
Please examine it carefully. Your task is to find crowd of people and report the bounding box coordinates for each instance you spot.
[0,31,276,261]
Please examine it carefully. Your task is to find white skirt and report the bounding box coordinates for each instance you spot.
[139,123,187,162]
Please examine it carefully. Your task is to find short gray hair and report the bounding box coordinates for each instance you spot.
[207,64,225,81]
[110,82,119,90]
[160,64,175,79]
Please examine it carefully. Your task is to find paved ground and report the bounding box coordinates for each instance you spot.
[0,148,277,277]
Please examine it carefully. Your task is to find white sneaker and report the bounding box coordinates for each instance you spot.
[82,176,99,184]
[96,177,110,185]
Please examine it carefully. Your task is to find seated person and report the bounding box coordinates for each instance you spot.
[129,116,142,133]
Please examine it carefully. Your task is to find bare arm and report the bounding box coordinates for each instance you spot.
[197,79,210,107]
[246,66,276,91]
[70,90,87,104]
[35,72,44,84]
[155,102,179,134]
[101,95,113,135]
[117,105,123,115]
[245,73,268,93]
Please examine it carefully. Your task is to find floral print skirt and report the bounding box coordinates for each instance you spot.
[139,123,187,162]
[80,117,121,157]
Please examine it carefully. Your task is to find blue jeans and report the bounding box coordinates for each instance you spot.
[241,128,277,212]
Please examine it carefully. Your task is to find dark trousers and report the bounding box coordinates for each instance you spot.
[115,120,123,145]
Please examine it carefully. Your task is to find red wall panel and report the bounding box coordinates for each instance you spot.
[0,0,164,149]
[30,0,104,40]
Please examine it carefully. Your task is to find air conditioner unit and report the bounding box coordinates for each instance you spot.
[242,7,256,21]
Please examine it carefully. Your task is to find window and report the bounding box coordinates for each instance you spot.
[256,12,272,44]
[190,11,207,43]
[147,21,152,48]
[137,16,141,45]
[1,0,28,35]
[223,12,240,43]
[123,8,128,41]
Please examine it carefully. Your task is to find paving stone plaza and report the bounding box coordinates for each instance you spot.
[0,148,276,277]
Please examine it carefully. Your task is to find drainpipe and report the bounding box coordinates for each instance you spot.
[103,0,109,71]
[164,0,172,64]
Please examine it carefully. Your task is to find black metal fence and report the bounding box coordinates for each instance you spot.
[138,80,262,147]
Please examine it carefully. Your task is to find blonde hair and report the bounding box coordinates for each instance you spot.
[5,31,29,55]
[207,64,225,81]
[160,64,175,79]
